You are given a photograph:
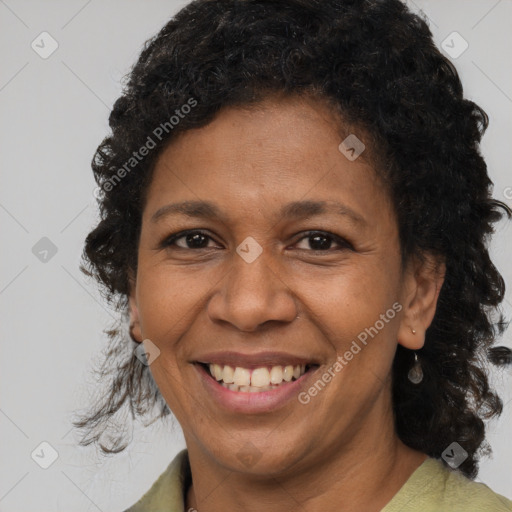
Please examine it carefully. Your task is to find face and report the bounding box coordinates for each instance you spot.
[130,95,438,476]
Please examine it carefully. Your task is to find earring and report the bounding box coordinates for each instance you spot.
[408,352,423,384]
[411,327,417,334]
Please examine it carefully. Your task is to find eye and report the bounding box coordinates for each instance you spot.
[293,231,353,252]
[160,229,353,253]
[160,230,219,250]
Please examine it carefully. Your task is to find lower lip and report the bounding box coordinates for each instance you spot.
[194,363,319,414]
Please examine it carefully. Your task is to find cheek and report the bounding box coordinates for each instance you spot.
[294,260,402,375]
[135,263,210,342]
[299,259,400,327]
[134,265,206,414]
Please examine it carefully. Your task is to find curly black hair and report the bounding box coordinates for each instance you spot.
[74,0,512,479]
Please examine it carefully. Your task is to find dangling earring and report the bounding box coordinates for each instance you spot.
[408,352,423,384]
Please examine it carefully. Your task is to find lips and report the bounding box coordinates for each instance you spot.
[194,361,319,413]
[194,351,320,369]
[190,351,321,411]
[193,352,319,389]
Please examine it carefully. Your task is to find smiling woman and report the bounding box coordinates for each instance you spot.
[74,0,512,511]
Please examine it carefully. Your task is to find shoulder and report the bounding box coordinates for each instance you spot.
[123,449,189,512]
[439,462,512,511]
[383,458,512,512]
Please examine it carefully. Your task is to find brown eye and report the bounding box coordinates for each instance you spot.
[161,230,217,249]
[294,231,353,252]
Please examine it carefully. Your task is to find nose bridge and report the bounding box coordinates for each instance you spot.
[208,247,298,331]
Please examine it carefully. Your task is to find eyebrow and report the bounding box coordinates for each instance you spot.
[151,199,366,226]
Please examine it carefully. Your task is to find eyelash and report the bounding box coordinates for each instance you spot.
[160,229,354,252]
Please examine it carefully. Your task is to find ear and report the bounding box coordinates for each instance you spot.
[128,273,143,343]
[397,253,445,350]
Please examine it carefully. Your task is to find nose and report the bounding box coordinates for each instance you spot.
[207,252,298,332]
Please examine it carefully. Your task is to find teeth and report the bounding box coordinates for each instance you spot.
[233,367,251,386]
[222,365,234,384]
[269,366,283,384]
[210,363,223,381]
[206,363,308,391]
[220,383,273,393]
[283,365,294,382]
[251,368,270,387]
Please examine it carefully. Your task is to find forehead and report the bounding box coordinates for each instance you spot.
[145,96,392,225]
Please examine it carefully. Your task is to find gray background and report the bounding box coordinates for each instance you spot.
[0,0,511,510]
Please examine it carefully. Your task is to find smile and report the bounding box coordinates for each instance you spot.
[203,363,313,392]
[192,351,321,413]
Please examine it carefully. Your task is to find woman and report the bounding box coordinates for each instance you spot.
[75,0,512,510]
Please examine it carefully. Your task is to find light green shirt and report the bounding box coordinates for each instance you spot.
[124,449,512,511]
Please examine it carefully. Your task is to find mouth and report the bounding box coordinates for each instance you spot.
[191,351,322,413]
[197,362,318,393]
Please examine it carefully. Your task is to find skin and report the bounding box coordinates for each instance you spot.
[129,94,445,512]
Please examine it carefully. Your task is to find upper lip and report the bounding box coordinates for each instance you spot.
[193,351,320,369]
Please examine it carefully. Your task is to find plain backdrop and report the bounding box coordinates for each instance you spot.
[1,0,511,510]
